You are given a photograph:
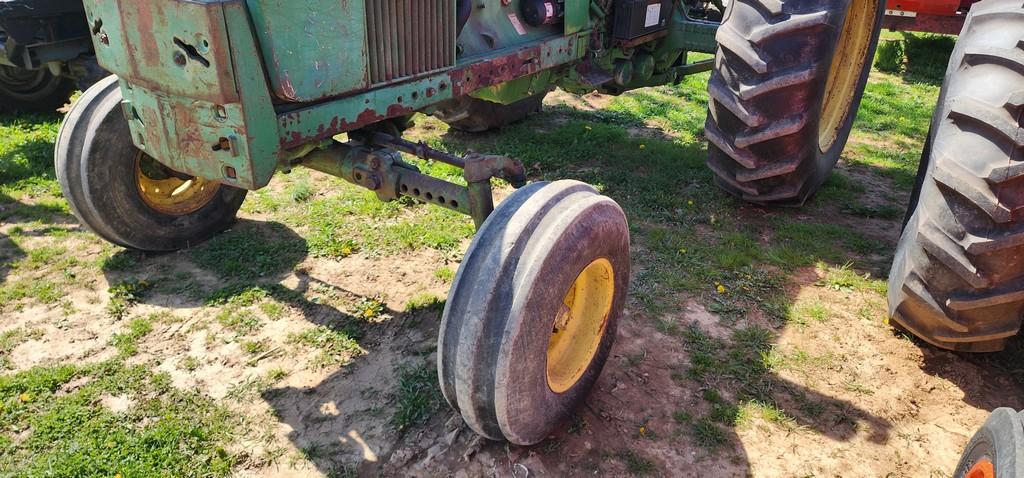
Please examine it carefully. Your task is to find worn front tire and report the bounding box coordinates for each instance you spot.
[438,180,630,445]
[954,408,1024,478]
[55,76,247,252]
[887,0,1024,352]
[705,0,884,205]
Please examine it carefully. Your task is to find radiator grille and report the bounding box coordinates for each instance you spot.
[366,0,456,84]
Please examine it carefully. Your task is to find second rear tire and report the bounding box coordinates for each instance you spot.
[705,0,885,205]
[887,0,1024,352]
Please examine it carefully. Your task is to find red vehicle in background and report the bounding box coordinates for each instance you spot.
[883,0,979,34]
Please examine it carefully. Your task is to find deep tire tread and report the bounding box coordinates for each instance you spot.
[705,0,885,205]
[888,0,1024,351]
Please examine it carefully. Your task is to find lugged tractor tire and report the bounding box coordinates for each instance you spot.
[887,0,1024,352]
[55,76,247,252]
[0,66,77,113]
[705,0,885,205]
[953,408,1024,478]
[434,93,547,133]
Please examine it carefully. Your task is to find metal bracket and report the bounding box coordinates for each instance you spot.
[297,134,528,229]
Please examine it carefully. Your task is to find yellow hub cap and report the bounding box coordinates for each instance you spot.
[546,258,615,394]
[135,153,219,216]
[819,0,878,152]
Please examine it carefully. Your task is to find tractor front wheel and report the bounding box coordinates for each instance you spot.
[55,76,247,251]
[438,180,630,445]
[954,408,1024,478]
[705,0,885,205]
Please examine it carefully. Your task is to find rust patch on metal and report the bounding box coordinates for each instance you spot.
[279,43,547,148]
[448,45,543,96]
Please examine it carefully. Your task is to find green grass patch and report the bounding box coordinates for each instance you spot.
[189,222,308,280]
[818,262,887,295]
[109,316,156,356]
[0,360,240,477]
[106,279,151,320]
[617,449,657,476]
[391,364,442,431]
[404,293,444,313]
[0,278,62,307]
[216,309,262,335]
[287,325,363,369]
[692,417,728,449]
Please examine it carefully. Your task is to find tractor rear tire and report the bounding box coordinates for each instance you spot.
[434,93,546,133]
[887,0,1024,352]
[0,66,77,113]
[55,76,247,252]
[953,408,1024,478]
[438,180,630,445]
[705,0,885,205]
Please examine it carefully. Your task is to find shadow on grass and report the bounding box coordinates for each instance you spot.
[99,217,447,475]
[0,131,79,283]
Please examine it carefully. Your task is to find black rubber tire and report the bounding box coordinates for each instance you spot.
[953,408,1024,478]
[705,0,885,205]
[55,75,247,252]
[434,93,547,133]
[902,124,934,232]
[0,66,77,113]
[887,0,1024,353]
[438,180,630,445]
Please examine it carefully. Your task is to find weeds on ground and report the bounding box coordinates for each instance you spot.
[287,325,363,369]
[391,363,442,431]
[106,279,150,319]
[109,316,156,356]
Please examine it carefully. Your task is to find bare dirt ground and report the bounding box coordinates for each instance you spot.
[9,217,1021,477]
[4,70,1023,477]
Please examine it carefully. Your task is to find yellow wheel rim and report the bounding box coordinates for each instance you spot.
[819,0,879,152]
[135,153,220,216]
[546,258,615,394]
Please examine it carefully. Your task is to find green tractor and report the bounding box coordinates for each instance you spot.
[57,0,887,444]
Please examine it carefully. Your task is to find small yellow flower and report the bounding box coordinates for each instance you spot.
[639,144,646,150]
[341,246,352,256]
[115,473,122,478]
[679,248,687,255]
[363,308,375,318]
[688,200,694,206]
[639,426,647,436]
[716,284,727,294]
[17,393,29,403]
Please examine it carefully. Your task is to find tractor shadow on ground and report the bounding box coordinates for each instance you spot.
[100,217,446,476]
[0,132,83,283]
[918,335,1024,412]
